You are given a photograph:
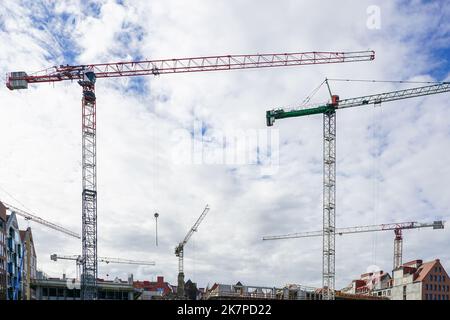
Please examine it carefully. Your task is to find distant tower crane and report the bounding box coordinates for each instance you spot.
[1,201,80,239]
[263,220,445,270]
[175,204,210,298]
[50,254,155,280]
[6,50,374,299]
[266,82,450,299]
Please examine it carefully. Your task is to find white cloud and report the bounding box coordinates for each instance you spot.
[0,0,449,290]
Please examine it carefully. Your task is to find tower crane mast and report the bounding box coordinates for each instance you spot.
[175,204,210,298]
[6,50,374,300]
[263,220,445,270]
[266,82,450,300]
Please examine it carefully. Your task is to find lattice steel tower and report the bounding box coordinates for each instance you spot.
[79,70,98,299]
[323,110,336,300]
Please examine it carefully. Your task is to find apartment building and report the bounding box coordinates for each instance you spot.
[343,259,450,300]
[391,259,450,300]
[20,227,37,300]
[6,212,23,300]
[0,202,7,299]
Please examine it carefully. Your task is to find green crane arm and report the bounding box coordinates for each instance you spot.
[266,82,450,126]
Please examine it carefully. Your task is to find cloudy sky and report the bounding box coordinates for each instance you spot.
[0,0,449,290]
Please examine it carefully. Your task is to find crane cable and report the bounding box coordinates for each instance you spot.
[296,78,444,110]
[326,78,445,84]
[298,79,326,108]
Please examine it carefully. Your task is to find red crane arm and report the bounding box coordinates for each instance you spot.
[6,50,374,88]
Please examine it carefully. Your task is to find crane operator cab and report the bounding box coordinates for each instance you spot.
[82,69,96,85]
[79,69,97,102]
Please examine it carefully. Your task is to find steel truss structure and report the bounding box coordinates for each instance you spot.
[6,51,375,85]
[175,205,210,298]
[263,220,444,271]
[323,111,336,300]
[2,202,80,238]
[80,74,98,300]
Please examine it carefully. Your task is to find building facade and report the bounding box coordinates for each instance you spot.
[342,259,450,300]
[204,282,322,300]
[0,202,7,300]
[342,270,392,299]
[391,259,450,300]
[6,212,23,300]
[134,276,174,300]
[32,275,135,300]
[20,227,37,300]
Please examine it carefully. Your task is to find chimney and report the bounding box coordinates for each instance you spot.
[157,276,164,284]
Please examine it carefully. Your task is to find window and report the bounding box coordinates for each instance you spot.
[49,288,58,297]
[430,274,433,281]
[434,275,437,281]
[439,285,441,291]
[425,294,428,300]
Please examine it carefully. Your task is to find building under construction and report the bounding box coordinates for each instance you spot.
[203,282,386,300]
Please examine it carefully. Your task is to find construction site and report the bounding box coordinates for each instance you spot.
[0,0,449,303]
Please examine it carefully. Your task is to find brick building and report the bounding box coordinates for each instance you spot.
[391,259,450,300]
[0,202,7,299]
[342,259,450,300]
[134,276,174,299]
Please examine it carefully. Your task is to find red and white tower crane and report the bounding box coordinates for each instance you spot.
[263,220,445,271]
[6,50,375,299]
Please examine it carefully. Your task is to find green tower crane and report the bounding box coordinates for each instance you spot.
[266,82,450,300]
